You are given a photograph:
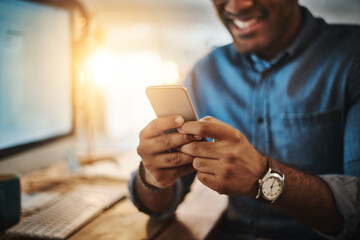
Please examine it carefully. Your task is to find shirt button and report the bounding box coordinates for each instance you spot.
[257,117,264,124]
[262,70,270,78]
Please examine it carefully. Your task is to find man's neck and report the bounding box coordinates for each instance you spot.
[258,6,303,61]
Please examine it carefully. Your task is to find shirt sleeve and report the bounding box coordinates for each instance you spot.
[128,169,196,220]
[319,175,360,240]
[317,58,360,239]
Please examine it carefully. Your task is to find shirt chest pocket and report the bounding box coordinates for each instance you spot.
[281,108,343,174]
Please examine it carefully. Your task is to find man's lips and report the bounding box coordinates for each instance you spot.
[233,18,259,29]
[228,16,262,36]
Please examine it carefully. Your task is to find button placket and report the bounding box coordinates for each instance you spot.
[251,68,271,154]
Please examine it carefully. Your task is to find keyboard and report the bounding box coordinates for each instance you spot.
[7,184,127,239]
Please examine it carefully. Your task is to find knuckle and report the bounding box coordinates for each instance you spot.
[166,153,182,165]
[224,154,237,164]
[233,132,243,144]
[203,143,212,152]
[142,160,153,170]
[193,158,199,169]
[156,134,171,147]
[136,145,145,156]
[176,125,184,133]
[149,120,160,133]
[139,128,146,138]
[224,148,241,163]
[189,142,201,153]
[193,158,205,169]
[202,116,214,121]
[216,185,228,195]
[197,123,208,135]
[197,173,208,184]
[222,167,233,180]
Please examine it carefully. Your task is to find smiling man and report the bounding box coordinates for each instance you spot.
[129,0,360,239]
[215,0,302,59]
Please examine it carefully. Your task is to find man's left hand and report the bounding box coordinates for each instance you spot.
[178,116,267,196]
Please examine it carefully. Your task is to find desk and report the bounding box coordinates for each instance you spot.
[70,179,227,240]
[2,162,228,240]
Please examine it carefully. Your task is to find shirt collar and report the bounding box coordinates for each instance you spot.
[244,7,322,72]
[285,7,322,57]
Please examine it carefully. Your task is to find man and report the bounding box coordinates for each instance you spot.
[129,0,360,239]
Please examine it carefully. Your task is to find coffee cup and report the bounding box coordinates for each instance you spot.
[0,174,21,232]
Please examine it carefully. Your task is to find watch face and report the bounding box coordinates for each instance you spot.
[262,175,283,200]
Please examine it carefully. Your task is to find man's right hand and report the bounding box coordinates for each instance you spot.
[137,115,199,189]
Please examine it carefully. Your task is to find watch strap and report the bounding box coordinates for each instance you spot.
[268,157,283,176]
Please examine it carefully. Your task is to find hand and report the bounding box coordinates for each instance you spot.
[137,115,199,189]
[177,116,267,196]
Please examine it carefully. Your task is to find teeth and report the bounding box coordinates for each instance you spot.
[233,18,257,29]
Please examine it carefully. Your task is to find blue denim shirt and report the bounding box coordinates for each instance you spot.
[129,7,360,239]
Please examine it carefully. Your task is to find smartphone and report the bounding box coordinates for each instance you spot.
[146,85,199,121]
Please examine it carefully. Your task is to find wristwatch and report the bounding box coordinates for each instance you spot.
[256,158,285,203]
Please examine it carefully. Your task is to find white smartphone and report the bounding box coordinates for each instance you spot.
[146,85,199,121]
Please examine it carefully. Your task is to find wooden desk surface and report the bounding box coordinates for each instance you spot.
[2,166,228,240]
[70,179,227,240]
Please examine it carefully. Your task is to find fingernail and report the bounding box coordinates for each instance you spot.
[175,116,184,124]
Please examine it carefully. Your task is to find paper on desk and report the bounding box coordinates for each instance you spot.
[77,152,140,180]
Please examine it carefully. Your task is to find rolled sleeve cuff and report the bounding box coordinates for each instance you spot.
[318,174,360,240]
[128,169,184,220]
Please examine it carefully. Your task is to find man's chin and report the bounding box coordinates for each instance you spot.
[232,42,257,55]
[231,38,270,57]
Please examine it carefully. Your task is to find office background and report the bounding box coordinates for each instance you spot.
[73,0,360,161]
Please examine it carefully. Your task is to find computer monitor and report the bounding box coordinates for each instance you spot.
[0,0,75,174]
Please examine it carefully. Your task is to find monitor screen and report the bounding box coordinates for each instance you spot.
[0,0,75,173]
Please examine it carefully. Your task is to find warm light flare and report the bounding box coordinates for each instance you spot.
[162,60,180,85]
[131,23,151,39]
[86,47,118,87]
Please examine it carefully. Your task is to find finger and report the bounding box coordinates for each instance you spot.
[149,152,194,169]
[180,141,223,158]
[197,171,231,195]
[201,116,228,125]
[152,164,196,188]
[192,157,218,174]
[142,132,199,154]
[160,163,196,179]
[177,116,239,140]
[196,171,220,192]
[140,115,184,138]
